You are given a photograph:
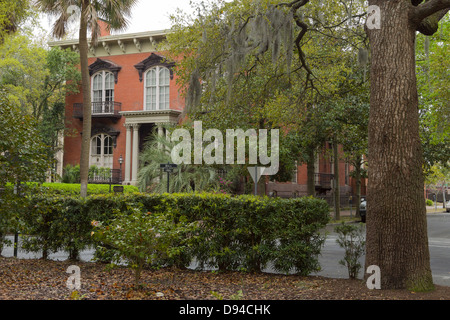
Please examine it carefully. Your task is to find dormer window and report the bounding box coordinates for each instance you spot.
[144,66,170,110]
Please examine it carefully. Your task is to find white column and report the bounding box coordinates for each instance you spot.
[131,123,141,185]
[124,124,132,184]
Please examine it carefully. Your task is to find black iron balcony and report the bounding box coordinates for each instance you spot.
[73,101,122,120]
[88,169,122,185]
[315,173,334,189]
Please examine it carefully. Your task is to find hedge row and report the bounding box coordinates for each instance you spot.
[19,192,330,275]
[1,183,139,196]
[39,183,139,195]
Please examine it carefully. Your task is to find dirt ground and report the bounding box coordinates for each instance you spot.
[0,257,449,301]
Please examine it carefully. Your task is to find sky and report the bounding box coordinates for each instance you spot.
[115,0,194,33]
[40,0,196,38]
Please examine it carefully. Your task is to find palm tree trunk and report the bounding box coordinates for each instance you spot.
[79,0,92,198]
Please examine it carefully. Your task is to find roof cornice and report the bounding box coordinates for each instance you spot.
[48,30,170,57]
[48,30,169,47]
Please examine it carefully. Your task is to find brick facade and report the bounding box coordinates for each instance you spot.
[51,28,366,198]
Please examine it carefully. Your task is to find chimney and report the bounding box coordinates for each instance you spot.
[98,19,111,37]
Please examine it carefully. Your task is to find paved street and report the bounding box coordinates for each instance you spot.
[426,214,450,286]
[2,214,449,287]
[316,213,450,287]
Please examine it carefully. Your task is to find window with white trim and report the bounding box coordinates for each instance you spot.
[144,66,170,110]
[92,71,115,113]
[90,134,113,169]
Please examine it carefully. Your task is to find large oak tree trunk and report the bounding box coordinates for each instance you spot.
[79,0,92,198]
[365,1,433,291]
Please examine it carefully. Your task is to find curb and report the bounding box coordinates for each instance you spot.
[326,220,363,226]
[427,212,450,217]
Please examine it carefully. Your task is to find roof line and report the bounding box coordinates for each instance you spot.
[48,29,170,47]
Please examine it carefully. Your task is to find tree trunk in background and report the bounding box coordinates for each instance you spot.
[79,0,92,198]
[307,147,315,196]
[333,141,340,220]
[365,1,433,291]
[354,156,362,218]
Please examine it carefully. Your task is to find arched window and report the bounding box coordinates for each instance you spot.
[144,66,170,110]
[90,134,113,169]
[92,71,115,113]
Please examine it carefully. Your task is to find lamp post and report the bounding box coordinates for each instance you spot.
[118,154,123,184]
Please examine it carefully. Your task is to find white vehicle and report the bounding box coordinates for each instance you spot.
[446,200,450,213]
[360,198,367,223]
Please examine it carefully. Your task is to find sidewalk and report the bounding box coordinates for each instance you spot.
[426,205,448,215]
[328,207,450,223]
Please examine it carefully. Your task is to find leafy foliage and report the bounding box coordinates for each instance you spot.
[92,206,199,285]
[0,32,80,179]
[0,91,51,185]
[334,222,366,279]
[16,191,329,276]
[39,182,139,195]
[416,16,450,173]
[0,0,31,41]
[138,128,219,193]
[167,0,371,186]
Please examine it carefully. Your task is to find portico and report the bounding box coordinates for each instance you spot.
[120,109,181,185]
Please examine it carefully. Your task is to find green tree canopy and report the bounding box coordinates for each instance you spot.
[167,0,370,184]
[0,91,51,185]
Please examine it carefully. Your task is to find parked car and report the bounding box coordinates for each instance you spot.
[360,198,367,223]
[446,200,450,213]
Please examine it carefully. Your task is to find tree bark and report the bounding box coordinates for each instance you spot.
[333,141,340,220]
[365,1,434,291]
[306,146,315,196]
[79,0,92,198]
[354,156,362,218]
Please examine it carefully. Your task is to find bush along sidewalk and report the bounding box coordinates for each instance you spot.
[334,222,366,279]
[91,205,199,286]
[15,192,330,279]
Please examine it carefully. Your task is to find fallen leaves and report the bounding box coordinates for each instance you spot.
[0,257,449,300]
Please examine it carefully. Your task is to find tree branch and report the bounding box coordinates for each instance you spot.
[416,8,449,35]
[411,0,424,6]
[411,0,450,25]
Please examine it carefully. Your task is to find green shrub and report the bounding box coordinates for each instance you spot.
[17,192,330,276]
[91,205,199,285]
[21,195,89,259]
[334,222,366,279]
[426,199,433,206]
[130,193,330,274]
[0,183,39,252]
[62,164,80,183]
[39,183,139,195]
[267,197,331,275]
